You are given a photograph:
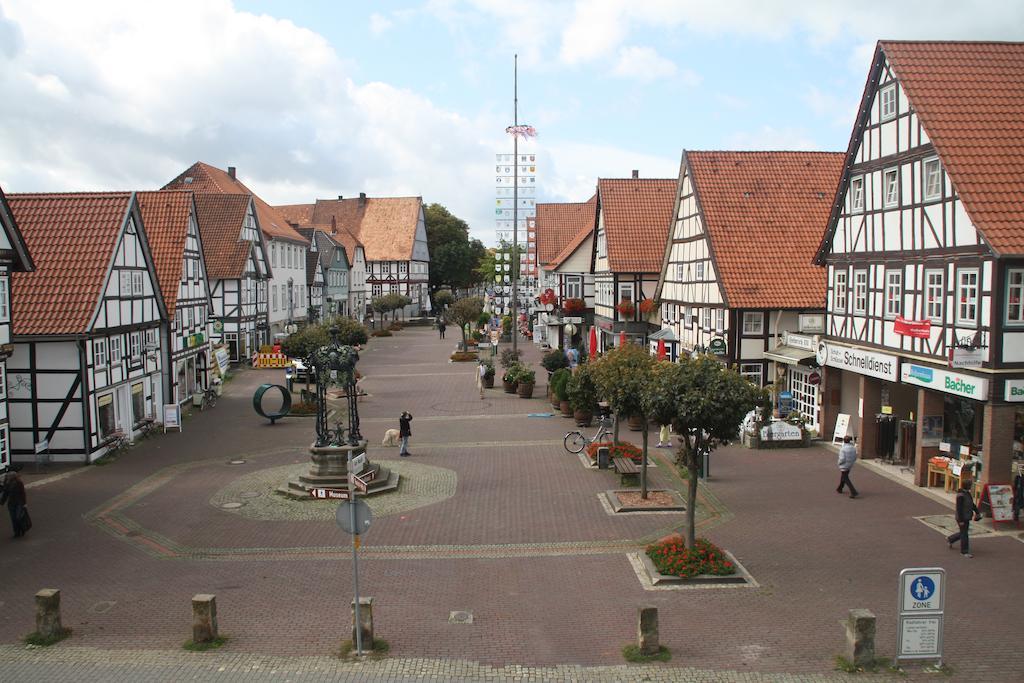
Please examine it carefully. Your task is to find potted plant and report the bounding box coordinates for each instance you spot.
[627,414,646,431]
[482,359,495,388]
[567,364,598,427]
[541,348,569,375]
[563,298,586,315]
[499,347,521,371]
[616,299,636,318]
[502,363,521,393]
[516,367,536,398]
[500,315,513,342]
[550,368,571,416]
[639,298,659,319]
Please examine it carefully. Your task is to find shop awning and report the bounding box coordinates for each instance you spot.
[648,327,677,341]
[764,345,816,366]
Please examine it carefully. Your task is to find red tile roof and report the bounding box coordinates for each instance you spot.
[163,162,308,246]
[878,41,1024,256]
[7,192,132,335]
[309,197,422,262]
[277,203,314,227]
[597,178,676,273]
[191,193,255,280]
[137,190,195,318]
[686,151,844,309]
[535,196,596,267]
[549,196,598,269]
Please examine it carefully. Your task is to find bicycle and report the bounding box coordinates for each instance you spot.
[139,419,163,438]
[200,386,218,410]
[563,414,615,454]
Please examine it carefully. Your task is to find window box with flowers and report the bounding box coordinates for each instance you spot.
[638,298,658,319]
[616,299,635,318]
[563,298,586,315]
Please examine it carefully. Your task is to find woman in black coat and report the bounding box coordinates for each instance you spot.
[399,411,413,457]
[1,468,28,538]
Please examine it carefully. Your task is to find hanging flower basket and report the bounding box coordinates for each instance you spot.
[563,298,586,315]
[616,300,635,317]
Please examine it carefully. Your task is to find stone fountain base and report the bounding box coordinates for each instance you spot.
[280,440,400,499]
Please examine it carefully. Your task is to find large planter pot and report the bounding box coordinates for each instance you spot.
[484,375,494,389]
[517,382,535,398]
[550,392,561,409]
[627,414,645,431]
[574,409,593,427]
[502,379,518,394]
[559,400,573,418]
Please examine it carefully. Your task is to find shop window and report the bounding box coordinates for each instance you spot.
[131,382,146,423]
[1008,269,1024,325]
[850,176,864,212]
[97,393,116,438]
[956,269,979,325]
[926,270,944,321]
[923,157,942,200]
[853,270,867,314]
[883,168,899,207]
[740,363,763,386]
[880,83,897,120]
[885,271,902,319]
[742,312,763,335]
[834,271,848,312]
[788,367,819,431]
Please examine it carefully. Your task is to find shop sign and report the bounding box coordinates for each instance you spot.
[1003,379,1024,402]
[900,363,988,400]
[708,337,727,356]
[760,421,803,441]
[949,346,984,369]
[894,316,932,338]
[798,313,824,333]
[816,341,899,382]
[784,333,816,351]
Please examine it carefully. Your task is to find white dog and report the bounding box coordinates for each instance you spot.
[382,429,401,447]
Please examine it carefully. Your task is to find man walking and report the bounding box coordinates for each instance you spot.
[477,361,487,399]
[947,477,981,558]
[398,411,413,457]
[438,318,446,339]
[837,436,859,499]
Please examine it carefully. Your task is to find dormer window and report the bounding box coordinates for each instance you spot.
[880,84,897,121]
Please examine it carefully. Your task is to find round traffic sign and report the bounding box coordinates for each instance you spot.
[808,371,821,386]
[335,499,373,535]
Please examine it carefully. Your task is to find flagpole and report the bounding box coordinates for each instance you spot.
[511,53,519,356]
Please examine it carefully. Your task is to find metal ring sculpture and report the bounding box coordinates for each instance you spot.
[253,383,292,424]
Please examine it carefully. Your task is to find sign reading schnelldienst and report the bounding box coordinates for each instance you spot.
[896,568,945,664]
[816,341,899,381]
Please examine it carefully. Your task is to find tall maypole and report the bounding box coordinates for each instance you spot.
[505,54,536,356]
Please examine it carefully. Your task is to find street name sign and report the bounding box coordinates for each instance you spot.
[310,488,349,500]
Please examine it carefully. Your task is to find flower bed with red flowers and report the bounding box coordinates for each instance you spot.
[646,537,736,578]
[585,441,642,463]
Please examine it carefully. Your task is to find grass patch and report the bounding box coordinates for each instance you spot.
[338,637,389,660]
[622,644,671,663]
[922,663,954,676]
[183,635,228,651]
[23,628,71,647]
[834,654,905,675]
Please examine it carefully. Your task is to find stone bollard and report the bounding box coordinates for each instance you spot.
[35,589,63,639]
[845,609,876,667]
[637,606,659,655]
[351,596,374,647]
[192,594,218,643]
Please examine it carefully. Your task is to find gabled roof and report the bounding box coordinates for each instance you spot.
[137,190,198,318]
[296,227,349,286]
[163,162,308,246]
[307,196,423,262]
[818,40,1024,260]
[684,151,844,309]
[0,186,35,272]
[277,203,315,227]
[550,197,598,269]
[597,178,676,273]
[329,223,365,263]
[192,193,257,280]
[7,192,133,335]
[536,196,596,267]
[296,227,324,287]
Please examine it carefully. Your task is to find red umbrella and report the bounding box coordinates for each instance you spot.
[589,326,598,359]
[657,338,667,360]
[619,330,627,347]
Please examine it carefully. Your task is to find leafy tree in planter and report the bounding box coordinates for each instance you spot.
[324,316,369,346]
[433,289,455,311]
[643,356,765,547]
[567,364,599,413]
[445,296,484,348]
[541,348,569,373]
[590,344,655,498]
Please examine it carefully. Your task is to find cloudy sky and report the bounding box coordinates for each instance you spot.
[1,1,1021,244]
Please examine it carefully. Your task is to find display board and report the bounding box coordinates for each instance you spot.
[981,484,1015,525]
[163,404,182,432]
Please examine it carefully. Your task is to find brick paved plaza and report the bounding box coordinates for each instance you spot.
[1,327,1022,682]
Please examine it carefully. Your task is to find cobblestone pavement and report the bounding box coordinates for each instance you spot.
[0,328,1021,682]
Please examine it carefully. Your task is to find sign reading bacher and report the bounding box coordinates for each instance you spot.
[900,364,989,400]
[1005,379,1024,402]
[817,341,899,381]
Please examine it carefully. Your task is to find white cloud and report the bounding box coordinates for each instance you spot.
[369,13,393,35]
[538,141,680,202]
[611,46,678,82]
[725,125,821,151]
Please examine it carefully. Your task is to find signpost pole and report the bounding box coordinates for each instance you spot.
[349,450,363,656]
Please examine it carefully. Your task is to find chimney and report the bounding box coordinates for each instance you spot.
[228,166,237,180]
[631,169,639,179]
[331,216,337,235]
[358,192,367,206]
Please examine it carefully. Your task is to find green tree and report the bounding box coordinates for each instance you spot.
[589,344,655,498]
[325,316,369,346]
[433,289,454,311]
[445,296,484,348]
[280,324,330,362]
[424,203,486,291]
[643,356,766,547]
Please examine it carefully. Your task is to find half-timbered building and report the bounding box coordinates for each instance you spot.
[301,228,325,323]
[654,151,843,431]
[534,197,597,349]
[590,173,675,352]
[192,194,271,363]
[7,193,166,462]
[331,224,368,321]
[138,191,214,406]
[0,187,35,467]
[815,40,1024,487]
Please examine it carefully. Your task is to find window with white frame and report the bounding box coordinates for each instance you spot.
[715,308,725,332]
[271,243,277,267]
[831,270,847,313]
[618,282,634,303]
[596,230,606,258]
[925,270,944,321]
[389,283,399,294]
[1008,269,1024,324]
[923,158,942,200]
[0,364,5,401]
[382,262,390,274]
[685,307,694,327]
[853,270,867,314]
[130,332,142,359]
[675,263,684,281]
[93,339,107,367]
[132,271,144,296]
[695,261,705,281]
[957,269,979,324]
[97,393,115,438]
[742,311,763,335]
[880,84,897,120]
[110,336,122,364]
[565,275,582,300]
[850,176,864,212]
[885,270,902,319]
[0,277,8,322]
[272,285,278,312]
[146,328,157,350]
[702,307,711,330]
[883,168,899,207]
[372,284,382,297]
[399,262,407,274]
[740,362,763,386]
[120,271,132,295]
[365,262,372,273]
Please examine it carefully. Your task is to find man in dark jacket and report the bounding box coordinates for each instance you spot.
[438,318,446,339]
[1,467,28,538]
[946,477,981,558]
[399,411,413,457]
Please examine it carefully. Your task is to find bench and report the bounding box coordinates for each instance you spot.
[612,457,640,486]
